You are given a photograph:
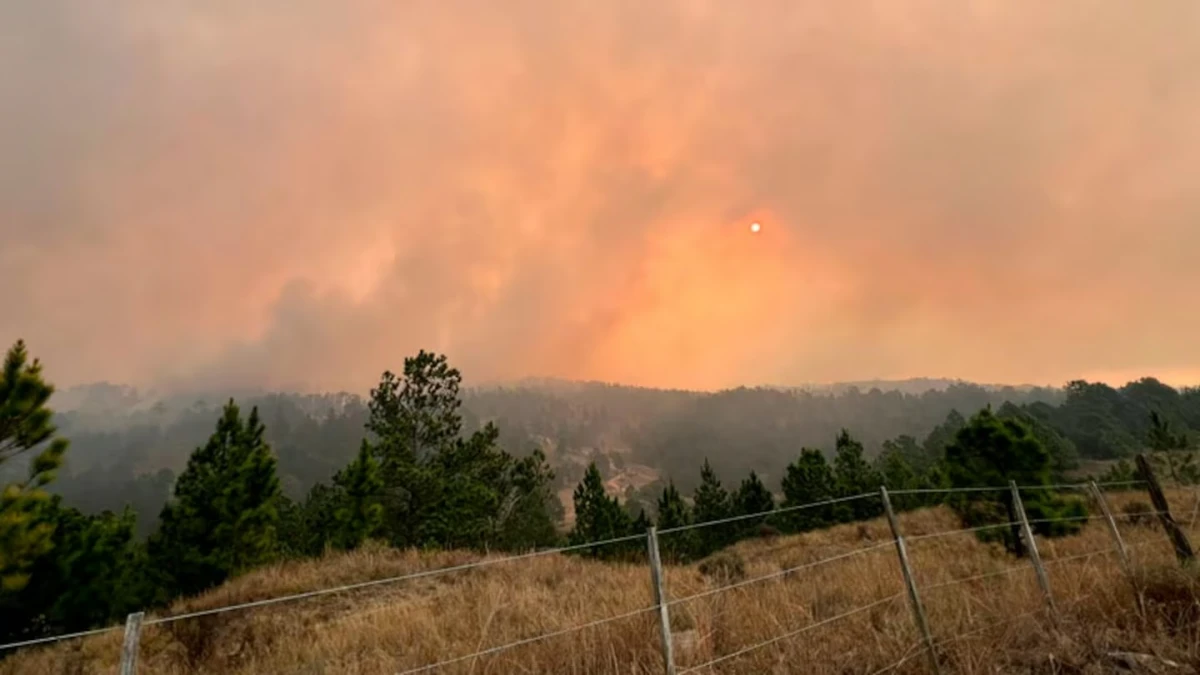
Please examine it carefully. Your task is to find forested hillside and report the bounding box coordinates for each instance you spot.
[29,374,1200,536]
[3,336,1200,653]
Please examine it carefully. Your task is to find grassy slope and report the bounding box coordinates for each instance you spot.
[6,489,1200,674]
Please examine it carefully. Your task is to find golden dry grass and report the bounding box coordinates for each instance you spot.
[5,488,1200,674]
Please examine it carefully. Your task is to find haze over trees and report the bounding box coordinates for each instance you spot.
[2,335,1199,648]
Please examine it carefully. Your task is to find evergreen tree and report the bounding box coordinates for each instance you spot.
[832,430,884,521]
[1148,411,1196,485]
[367,351,463,460]
[781,449,841,532]
[331,439,384,550]
[881,434,938,474]
[944,407,1086,555]
[876,445,920,512]
[1096,459,1140,487]
[365,353,535,551]
[149,400,282,597]
[492,449,560,550]
[0,340,69,591]
[692,459,734,556]
[1,501,142,641]
[655,481,696,562]
[733,470,775,537]
[923,410,967,460]
[568,463,633,559]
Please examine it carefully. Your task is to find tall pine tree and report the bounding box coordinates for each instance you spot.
[729,468,777,535]
[655,481,696,562]
[0,340,69,591]
[332,439,384,550]
[150,400,282,597]
[781,449,841,532]
[833,430,884,521]
[692,459,734,556]
[569,463,633,559]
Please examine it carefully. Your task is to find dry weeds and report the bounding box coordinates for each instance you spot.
[5,488,1200,674]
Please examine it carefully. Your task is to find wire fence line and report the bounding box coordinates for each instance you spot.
[393,605,660,675]
[667,541,894,606]
[922,564,1032,592]
[676,593,906,674]
[0,476,1182,673]
[657,491,878,535]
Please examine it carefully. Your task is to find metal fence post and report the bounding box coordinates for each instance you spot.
[1089,481,1132,577]
[1010,481,1057,619]
[1136,454,1196,567]
[880,487,941,675]
[647,527,676,675]
[118,611,144,675]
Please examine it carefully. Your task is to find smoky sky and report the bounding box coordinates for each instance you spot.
[3,1,1199,392]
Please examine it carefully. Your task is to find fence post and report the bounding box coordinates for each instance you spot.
[646,527,676,675]
[1009,481,1057,620]
[1090,480,1147,618]
[118,611,144,675]
[880,487,941,675]
[1088,481,1132,577]
[1136,454,1196,567]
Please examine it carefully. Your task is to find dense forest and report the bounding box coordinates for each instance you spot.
[28,372,1200,535]
[2,336,1198,648]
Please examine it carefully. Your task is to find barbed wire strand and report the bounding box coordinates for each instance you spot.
[677,593,903,674]
[866,640,927,675]
[906,520,1021,543]
[888,485,1010,496]
[922,564,1032,592]
[1042,548,1117,568]
[393,604,659,675]
[658,491,878,535]
[0,625,123,653]
[1112,509,1170,521]
[144,532,648,627]
[933,591,1094,651]
[669,541,894,606]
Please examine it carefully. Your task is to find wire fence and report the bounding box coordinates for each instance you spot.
[0,475,1188,674]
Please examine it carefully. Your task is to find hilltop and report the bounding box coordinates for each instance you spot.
[5,488,1198,674]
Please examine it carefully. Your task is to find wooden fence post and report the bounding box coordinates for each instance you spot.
[646,527,676,675]
[118,611,144,675]
[880,487,941,675]
[1009,482,1058,620]
[1135,454,1196,566]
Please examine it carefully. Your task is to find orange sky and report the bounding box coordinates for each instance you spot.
[2,1,1199,392]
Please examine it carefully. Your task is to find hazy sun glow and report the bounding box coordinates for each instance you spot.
[750,222,762,233]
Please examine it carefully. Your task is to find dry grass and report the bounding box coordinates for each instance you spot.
[6,488,1200,674]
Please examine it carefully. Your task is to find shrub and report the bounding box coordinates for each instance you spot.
[698,551,746,583]
[1122,501,1157,527]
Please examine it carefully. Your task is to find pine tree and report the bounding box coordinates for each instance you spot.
[332,439,384,550]
[692,459,734,556]
[876,445,920,512]
[0,340,69,591]
[729,468,777,535]
[492,449,560,551]
[832,430,884,521]
[944,407,1086,555]
[1148,411,1196,485]
[3,501,141,639]
[365,353,526,551]
[149,400,282,596]
[655,481,696,562]
[568,463,632,559]
[781,449,841,532]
